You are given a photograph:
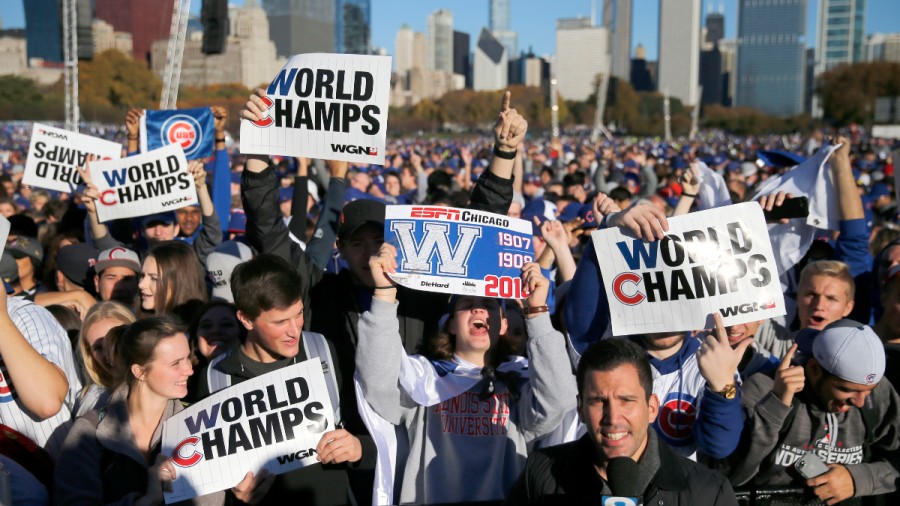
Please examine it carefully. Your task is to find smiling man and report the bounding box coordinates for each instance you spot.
[506,338,736,505]
[730,320,900,505]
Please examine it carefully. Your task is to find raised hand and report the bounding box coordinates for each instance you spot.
[493,91,528,153]
[125,108,143,139]
[76,156,100,214]
[772,343,805,407]
[593,192,621,219]
[521,262,549,311]
[370,243,399,300]
[682,163,701,196]
[696,312,753,392]
[541,219,569,252]
[211,105,228,136]
[607,203,668,242]
[186,159,207,189]
[241,88,270,123]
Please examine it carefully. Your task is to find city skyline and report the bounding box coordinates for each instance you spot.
[1,0,897,62]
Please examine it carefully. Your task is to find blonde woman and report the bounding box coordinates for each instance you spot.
[73,302,135,417]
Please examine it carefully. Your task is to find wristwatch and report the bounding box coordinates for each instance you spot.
[712,383,738,400]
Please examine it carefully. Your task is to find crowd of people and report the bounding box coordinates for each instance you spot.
[0,87,897,506]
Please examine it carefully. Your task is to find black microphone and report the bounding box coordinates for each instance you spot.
[603,456,641,506]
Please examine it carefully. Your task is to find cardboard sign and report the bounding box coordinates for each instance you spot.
[240,53,392,165]
[23,123,122,193]
[162,359,335,503]
[592,202,785,335]
[141,108,215,160]
[385,206,534,299]
[89,144,196,223]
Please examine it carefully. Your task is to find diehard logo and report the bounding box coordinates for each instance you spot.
[161,115,204,158]
[657,392,697,446]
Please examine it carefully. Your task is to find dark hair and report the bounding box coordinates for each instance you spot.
[231,254,303,320]
[187,300,244,364]
[576,339,653,400]
[609,186,633,202]
[425,297,515,367]
[139,241,208,317]
[111,315,186,389]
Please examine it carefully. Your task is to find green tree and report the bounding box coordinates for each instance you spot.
[817,61,900,126]
[79,49,161,117]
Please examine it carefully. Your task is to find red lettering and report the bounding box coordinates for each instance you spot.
[613,272,645,305]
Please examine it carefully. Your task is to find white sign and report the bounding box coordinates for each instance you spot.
[23,123,122,193]
[89,143,196,223]
[592,202,786,335]
[240,53,392,165]
[162,359,335,503]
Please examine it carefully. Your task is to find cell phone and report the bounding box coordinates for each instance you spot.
[795,451,830,479]
[763,196,810,222]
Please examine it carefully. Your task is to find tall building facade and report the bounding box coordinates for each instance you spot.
[657,0,701,106]
[736,0,807,116]
[453,30,471,88]
[428,9,453,73]
[816,0,866,72]
[705,11,724,45]
[700,9,725,106]
[95,0,175,62]
[77,0,94,59]
[489,0,517,59]
[866,33,900,62]
[603,0,632,82]
[630,43,655,91]
[23,0,63,62]
[335,0,370,54]
[261,0,334,58]
[474,27,507,91]
[555,17,609,101]
[395,24,414,74]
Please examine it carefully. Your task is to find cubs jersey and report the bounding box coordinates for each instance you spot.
[0,297,82,459]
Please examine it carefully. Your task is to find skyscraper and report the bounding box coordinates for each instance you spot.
[489,0,517,59]
[23,0,63,62]
[705,10,724,46]
[335,0,370,54]
[816,0,866,72]
[261,0,335,58]
[657,0,701,106]
[95,0,175,62]
[603,0,632,82]
[474,27,507,91]
[395,24,414,74]
[736,0,807,116]
[700,9,725,105]
[555,17,609,101]
[428,9,453,73]
[453,30,471,88]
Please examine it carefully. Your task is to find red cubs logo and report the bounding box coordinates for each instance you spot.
[612,272,644,305]
[656,392,697,446]
[160,114,205,158]
[249,96,275,128]
[172,436,203,467]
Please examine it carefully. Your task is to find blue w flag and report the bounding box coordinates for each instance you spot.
[140,108,214,160]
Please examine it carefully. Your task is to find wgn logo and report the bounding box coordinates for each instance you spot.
[391,221,481,277]
[330,144,378,156]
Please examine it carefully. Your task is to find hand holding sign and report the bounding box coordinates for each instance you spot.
[186,159,207,189]
[76,156,100,214]
[494,91,527,153]
[315,428,362,465]
[372,243,399,301]
[522,262,547,311]
[241,88,270,124]
[772,343,805,407]
[607,203,669,242]
[681,163,701,196]
[137,454,176,506]
[232,469,275,505]
[696,312,752,392]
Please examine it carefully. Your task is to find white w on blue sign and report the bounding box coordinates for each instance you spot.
[391,221,481,276]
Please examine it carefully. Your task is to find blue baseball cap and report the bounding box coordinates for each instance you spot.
[141,212,177,229]
[756,150,806,169]
[558,202,582,222]
[578,202,597,229]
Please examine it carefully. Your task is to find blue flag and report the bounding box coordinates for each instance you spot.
[141,108,214,160]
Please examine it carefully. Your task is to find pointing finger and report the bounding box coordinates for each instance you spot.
[779,343,799,371]
[500,90,511,113]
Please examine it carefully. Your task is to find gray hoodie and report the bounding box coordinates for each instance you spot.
[730,373,900,498]
[355,299,577,504]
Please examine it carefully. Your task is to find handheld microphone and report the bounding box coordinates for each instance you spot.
[602,456,641,506]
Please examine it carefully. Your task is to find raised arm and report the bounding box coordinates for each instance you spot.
[517,263,577,440]
[208,106,232,227]
[186,159,223,263]
[303,159,347,270]
[467,91,526,214]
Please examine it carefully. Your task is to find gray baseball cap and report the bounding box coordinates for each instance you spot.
[812,319,885,386]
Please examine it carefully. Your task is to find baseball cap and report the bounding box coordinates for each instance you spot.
[339,199,385,240]
[741,162,758,178]
[279,187,294,203]
[6,236,43,263]
[228,209,247,235]
[95,247,141,275]
[869,182,891,201]
[0,251,19,285]
[205,240,254,303]
[141,212,177,229]
[812,319,885,386]
[56,244,99,288]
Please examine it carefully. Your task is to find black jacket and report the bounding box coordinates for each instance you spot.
[506,432,738,506]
